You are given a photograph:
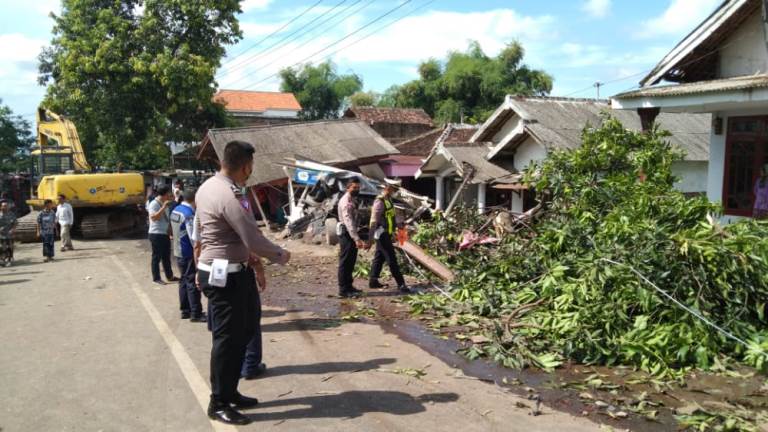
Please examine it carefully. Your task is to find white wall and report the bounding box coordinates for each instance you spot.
[263,109,299,118]
[513,137,548,171]
[672,161,708,193]
[719,11,768,78]
[491,115,524,145]
[509,137,548,213]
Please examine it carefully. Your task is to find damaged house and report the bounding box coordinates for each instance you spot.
[197,120,399,223]
[417,96,711,213]
[343,106,434,145]
[377,123,480,198]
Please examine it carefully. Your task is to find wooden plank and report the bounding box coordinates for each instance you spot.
[397,240,455,282]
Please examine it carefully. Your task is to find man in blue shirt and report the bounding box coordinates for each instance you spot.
[171,189,205,322]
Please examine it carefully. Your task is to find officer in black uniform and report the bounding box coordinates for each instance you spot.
[195,141,290,425]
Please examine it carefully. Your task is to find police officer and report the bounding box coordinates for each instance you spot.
[337,177,366,298]
[170,189,206,322]
[368,180,411,293]
[196,140,290,425]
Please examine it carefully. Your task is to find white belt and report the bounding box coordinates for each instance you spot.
[198,262,248,273]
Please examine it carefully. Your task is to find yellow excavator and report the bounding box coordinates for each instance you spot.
[15,109,145,241]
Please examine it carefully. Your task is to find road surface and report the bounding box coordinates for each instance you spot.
[0,238,602,431]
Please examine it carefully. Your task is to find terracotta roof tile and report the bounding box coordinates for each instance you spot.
[344,107,433,126]
[214,90,302,113]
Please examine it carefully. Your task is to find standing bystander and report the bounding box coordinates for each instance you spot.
[147,186,178,285]
[171,189,206,322]
[196,140,290,425]
[754,164,768,219]
[56,194,74,251]
[37,200,57,262]
[0,202,16,266]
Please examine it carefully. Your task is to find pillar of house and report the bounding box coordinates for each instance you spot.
[638,107,661,133]
[435,176,444,210]
[477,183,487,214]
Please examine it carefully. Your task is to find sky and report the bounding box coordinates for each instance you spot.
[0,0,725,124]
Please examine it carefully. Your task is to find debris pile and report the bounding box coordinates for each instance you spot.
[407,118,768,380]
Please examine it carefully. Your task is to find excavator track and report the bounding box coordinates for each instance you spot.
[15,211,41,243]
[80,210,139,239]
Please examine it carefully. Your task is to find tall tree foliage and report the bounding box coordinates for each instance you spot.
[0,101,34,172]
[380,41,553,124]
[38,0,242,170]
[279,61,362,120]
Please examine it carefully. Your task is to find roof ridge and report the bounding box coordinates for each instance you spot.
[510,95,610,104]
[217,89,295,94]
[394,128,442,147]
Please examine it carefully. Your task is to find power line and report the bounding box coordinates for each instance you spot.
[240,0,417,90]
[218,0,348,78]
[563,27,761,99]
[220,0,324,68]
[220,0,376,88]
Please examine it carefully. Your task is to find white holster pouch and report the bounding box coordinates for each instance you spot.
[208,258,230,287]
[336,221,343,236]
[373,226,385,240]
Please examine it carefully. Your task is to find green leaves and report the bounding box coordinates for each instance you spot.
[279,61,362,120]
[39,0,241,170]
[0,100,34,172]
[378,40,552,124]
[408,117,768,384]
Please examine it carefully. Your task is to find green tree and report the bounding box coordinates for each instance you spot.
[0,101,34,172]
[279,61,362,120]
[349,91,378,108]
[381,41,552,124]
[38,0,242,170]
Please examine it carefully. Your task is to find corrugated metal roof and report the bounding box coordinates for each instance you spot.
[496,96,710,161]
[343,107,434,126]
[441,143,516,184]
[205,120,398,186]
[214,90,302,112]
[615,74,768,99]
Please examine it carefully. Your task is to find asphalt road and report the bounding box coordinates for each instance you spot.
[0,238,602,432]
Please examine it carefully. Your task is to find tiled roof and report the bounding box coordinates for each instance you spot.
[214,90,302,113]
[394,129,442,156]
[344,107,433,126]
[395,124,480,156]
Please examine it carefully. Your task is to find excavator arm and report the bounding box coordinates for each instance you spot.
[34,108,92,173]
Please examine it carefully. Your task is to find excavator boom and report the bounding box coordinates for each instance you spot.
[33,108,91,173]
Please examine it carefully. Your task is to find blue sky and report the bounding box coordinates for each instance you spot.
[0,0,723,123]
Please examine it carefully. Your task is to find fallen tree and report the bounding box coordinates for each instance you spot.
[408,117,768,379]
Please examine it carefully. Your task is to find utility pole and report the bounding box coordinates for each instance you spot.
[594,82,604,99]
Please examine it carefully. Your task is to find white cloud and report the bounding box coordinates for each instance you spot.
[217,8,556,91]
[331,9,556,64]
[0,33,47,63]
[241,0,272,12]
[239,22,284,39]
[636,0,722,39]
[582,0,611,18]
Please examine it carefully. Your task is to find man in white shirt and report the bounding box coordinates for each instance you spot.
[56,194,75,251]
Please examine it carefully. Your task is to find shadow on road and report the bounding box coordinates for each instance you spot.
[262,318,342,332]
[265,358,397,378]
[0,279,32,286]
[0,271,42,277]
[246,391,459,422]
